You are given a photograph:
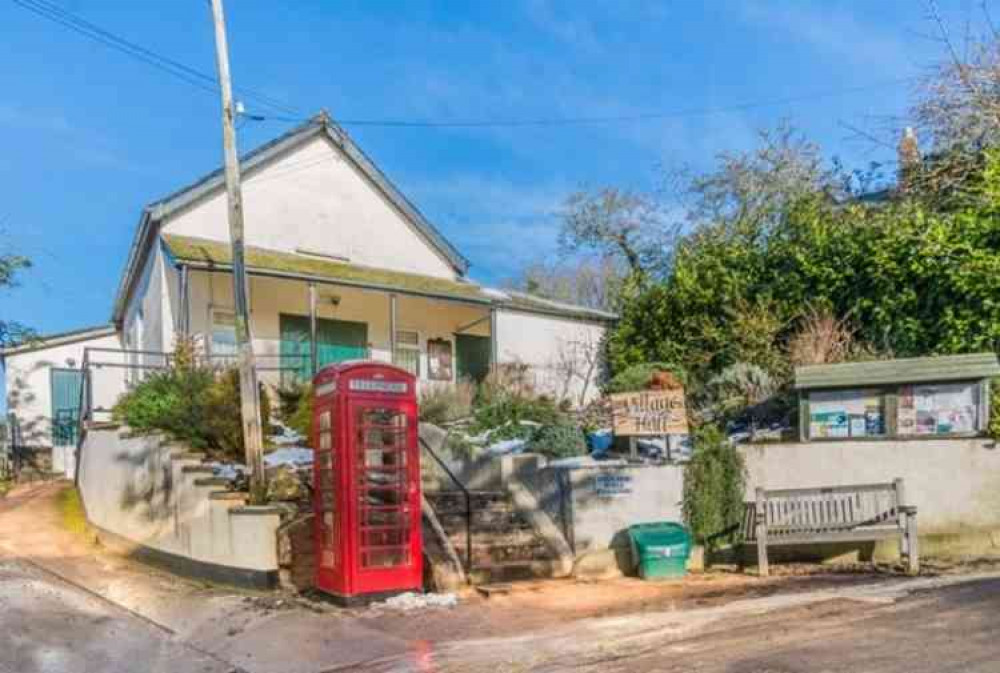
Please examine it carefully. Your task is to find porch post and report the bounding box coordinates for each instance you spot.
[489,307,499,372]
[389,294,398,365]
[178,264,190,337]
[308,282,318,376]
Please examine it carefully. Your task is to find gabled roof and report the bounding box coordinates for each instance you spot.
[0,324,117,356]
[163,234,618,323]
[112,113,469,323]
[795,353,1000,390]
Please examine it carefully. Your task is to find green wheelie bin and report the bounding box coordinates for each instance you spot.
[628,522,692,580]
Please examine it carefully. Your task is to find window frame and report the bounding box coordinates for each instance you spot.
[208,307,239,363]
[392,328,421,378]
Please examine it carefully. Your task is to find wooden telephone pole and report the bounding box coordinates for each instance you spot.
[209,0,266,497]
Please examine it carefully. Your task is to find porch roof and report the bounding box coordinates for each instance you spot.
[164,234,617,322]
[795,352,1000,390]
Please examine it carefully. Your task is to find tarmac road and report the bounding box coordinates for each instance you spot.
[0,559,235,673]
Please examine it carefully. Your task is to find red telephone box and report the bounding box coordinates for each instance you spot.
[311,362,423,604]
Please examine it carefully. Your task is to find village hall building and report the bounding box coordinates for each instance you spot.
[2,114,613,475]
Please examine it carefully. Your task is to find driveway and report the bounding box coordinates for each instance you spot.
[3,481,1000,672]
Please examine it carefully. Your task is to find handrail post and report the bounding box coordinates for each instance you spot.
[419,433,473,581]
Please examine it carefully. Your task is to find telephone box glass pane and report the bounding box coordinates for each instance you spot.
[356,406,411,569]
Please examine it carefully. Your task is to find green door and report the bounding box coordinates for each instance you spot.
[455,334,491,384]
[50,368,83,447]
[280,314,368,385]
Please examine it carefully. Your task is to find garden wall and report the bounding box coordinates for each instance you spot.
[77,427,281,588]
[740,438,1000,555]
[506,455,686,575]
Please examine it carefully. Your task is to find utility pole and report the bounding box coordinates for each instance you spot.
[209,0,266,498]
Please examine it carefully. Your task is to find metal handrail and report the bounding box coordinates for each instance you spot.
[419,434,472,579]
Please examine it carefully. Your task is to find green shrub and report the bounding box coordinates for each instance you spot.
[419,382,475,425]
[682,424,746,550]
[606,362,686,394]
[286,384,313,439]
[530,422,587,459]
[471,393,563,438]
[113,364,270,462]
[113,367,216,447]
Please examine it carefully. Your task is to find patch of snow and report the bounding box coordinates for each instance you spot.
[211,463,246,480]
[484,438,528,455]
[548,455,627,468]
[270,421,306,446]
[480,287,511,301]
[264,447,314,468]
[375,592,458,611]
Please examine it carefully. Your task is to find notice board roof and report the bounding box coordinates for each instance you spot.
[794,353,1000,390]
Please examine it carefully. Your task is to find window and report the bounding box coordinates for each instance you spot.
[807,388,886,439]
[211,310,238,361]
[393,330,420,377]
[898,382,979,436]
[427,338,454,381]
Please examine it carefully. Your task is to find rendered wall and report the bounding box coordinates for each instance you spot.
[740,438,1000,534]
[557,463,686,553]
[78,428,280,583]
[4,331,122,459]
[162,135,458,279]
[494,309,607,404]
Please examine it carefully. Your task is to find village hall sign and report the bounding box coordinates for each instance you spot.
[610,389,688,436]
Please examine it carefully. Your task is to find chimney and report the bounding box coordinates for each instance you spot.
[897,127,920,191]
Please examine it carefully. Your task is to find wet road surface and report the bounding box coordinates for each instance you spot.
[0,559,235,673]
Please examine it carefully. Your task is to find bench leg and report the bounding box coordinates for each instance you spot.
[905,514,919,575]
[756,525,769,577]
[755,488,769,577]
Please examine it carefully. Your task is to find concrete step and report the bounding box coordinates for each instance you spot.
[447,527,544,550]
[193,477,231,488]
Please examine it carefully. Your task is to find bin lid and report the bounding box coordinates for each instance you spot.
[628,522,691,548]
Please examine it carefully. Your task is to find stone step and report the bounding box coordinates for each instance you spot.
[181,465,215,475]
[193,477,231,488]
[446,527,543,549]
[171,451,208,462]
[425,490,512,511]
[469,560,562,585]
[434,509,530,531]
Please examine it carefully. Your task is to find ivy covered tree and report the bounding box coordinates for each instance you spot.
[0,252,32,348]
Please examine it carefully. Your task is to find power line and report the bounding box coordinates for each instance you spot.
[13,0,918,132]
[12,0,301,117]
[249,78,919,129]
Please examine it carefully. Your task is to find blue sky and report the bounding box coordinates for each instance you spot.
[0,0,983,338]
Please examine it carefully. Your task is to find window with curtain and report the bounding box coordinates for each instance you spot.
[393,330,420,377]
[211,310,238,363]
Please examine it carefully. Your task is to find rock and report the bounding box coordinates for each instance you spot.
[267,465,306,502]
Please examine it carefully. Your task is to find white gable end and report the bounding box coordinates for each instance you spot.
[161,135,458,279]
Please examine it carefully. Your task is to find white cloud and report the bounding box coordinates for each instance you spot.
[738,1,916,75]
[404,174,574,280]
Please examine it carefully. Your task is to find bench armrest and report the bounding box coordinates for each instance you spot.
[898,505,917,515]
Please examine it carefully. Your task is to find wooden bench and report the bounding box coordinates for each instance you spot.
[747,479,918,576]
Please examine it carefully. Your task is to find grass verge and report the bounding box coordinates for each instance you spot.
[0,479,11,498]
[56,485,91,539]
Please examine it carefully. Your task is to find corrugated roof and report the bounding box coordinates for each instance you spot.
[163,234,617,323]
[164,234,489,304]
[795,353,1000,390]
